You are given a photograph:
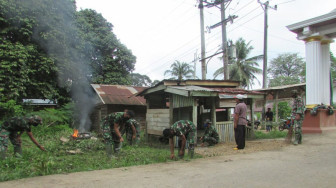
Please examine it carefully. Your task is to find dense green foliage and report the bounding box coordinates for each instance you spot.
[276,101,292,120]
[76,9,135,85]
[0,0,136,107]
[0,100,24,121]
[267,53,305,87]
[130,73,152,87]
[214,38,262,89]
[330,52,336,81]
[164,60,194,81]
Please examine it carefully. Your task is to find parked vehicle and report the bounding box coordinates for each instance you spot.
[279,118,292,131]
[247,120,261,130]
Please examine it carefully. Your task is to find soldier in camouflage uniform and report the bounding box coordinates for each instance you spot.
[101,110,134,158]
[291,90,305,145]
[163,120,196,159]
[123,119,140,145]
[200,119,219,147]
[0,115,45,159]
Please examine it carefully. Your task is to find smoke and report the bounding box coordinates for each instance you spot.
[5,0,97,132]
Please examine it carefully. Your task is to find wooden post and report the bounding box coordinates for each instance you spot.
[211,98,216,124]
[250,98,255,139]
[169,94,174,126]
[145,102,150,141]
[275,91,279,123]
[193,98,198,144]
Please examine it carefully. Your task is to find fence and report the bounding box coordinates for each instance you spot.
[215,121,234,143]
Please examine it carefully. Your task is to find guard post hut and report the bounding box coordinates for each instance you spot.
[136,80,264,143]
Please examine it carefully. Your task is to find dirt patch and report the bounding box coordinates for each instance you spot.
[196,138,289,157]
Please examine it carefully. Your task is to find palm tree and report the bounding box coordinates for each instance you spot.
[213,38,262,89]
[164,60,194,81]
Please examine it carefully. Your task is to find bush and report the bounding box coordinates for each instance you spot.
[0,100,24,121]
[28,103,74,128]
[277,101,292,119]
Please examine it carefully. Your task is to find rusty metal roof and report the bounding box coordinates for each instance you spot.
[91,84,147,105]
[206,87,264,99]
[209,87,264,95]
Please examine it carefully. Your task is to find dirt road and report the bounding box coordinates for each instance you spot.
[1,132,336,188]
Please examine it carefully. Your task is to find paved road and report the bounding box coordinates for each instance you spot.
[1,132,336,188]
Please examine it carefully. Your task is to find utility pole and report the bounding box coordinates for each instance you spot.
[193,50,198,79]
[221,0,229,80]
[258,0,277,124]
[258,0,277,88]
[199,0,206,80]
[204,0,236,80]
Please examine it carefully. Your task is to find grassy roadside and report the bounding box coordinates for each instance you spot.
[254,129,288,139]
[1,124,287,182]
[0,125,197,182]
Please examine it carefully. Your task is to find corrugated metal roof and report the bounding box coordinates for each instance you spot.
[253,83,305,91]
[91,84,147,105]
[169,85,214,92]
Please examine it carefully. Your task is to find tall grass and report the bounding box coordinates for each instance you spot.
[254,129,287,139]
[0,124,197,182]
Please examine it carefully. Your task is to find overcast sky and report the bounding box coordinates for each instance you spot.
[76,0,336,89]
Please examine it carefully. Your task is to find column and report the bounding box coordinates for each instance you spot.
[192,98,198,144]
[304,36,323,105]
[321,40,332,105]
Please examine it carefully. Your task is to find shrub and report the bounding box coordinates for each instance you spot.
[0,100,24,121]
[28,103,74,128]
[277,101,292,119]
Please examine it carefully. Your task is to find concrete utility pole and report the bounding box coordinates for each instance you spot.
[203,0,236,80]
[258,0,277,122]
[258,0,277,88]
[193,50,198,79]
[221,0,229,80]
[199,0,207,80]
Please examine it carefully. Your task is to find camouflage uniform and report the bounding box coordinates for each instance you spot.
[124,119,140,145]
[202,126,219,146]
[171,120,196,158]
[0,117,33,158]
[101,112,129,156]
[0,124,9,159]
[292,96,305,145]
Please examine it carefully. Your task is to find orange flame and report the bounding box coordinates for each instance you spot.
[72,129,78,138]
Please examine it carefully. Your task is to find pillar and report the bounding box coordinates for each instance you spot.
[321,40,332,105]
[304,37,332,106]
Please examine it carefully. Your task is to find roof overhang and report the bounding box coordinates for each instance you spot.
[91,84,147,106]
[287,10,336,40]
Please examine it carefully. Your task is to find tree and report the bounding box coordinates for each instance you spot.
[0,0,62,102]
[213,38,262,89]
[151,80,161,87]
[0,1,137,105]
[276,101,292,119]
[164,60,194,81]
[76,9,136,85]
[130,73,152,87]
[268,53,305,87]
[330,52,336,81]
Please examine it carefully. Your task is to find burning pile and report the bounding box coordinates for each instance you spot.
[72,129,92,139]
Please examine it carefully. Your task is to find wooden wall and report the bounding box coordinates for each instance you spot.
[146,109,170,135]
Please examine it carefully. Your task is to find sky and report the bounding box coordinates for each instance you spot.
[75,0,336,89]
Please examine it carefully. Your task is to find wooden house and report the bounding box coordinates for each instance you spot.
[90,84,147,131]
[137,80,264,142]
